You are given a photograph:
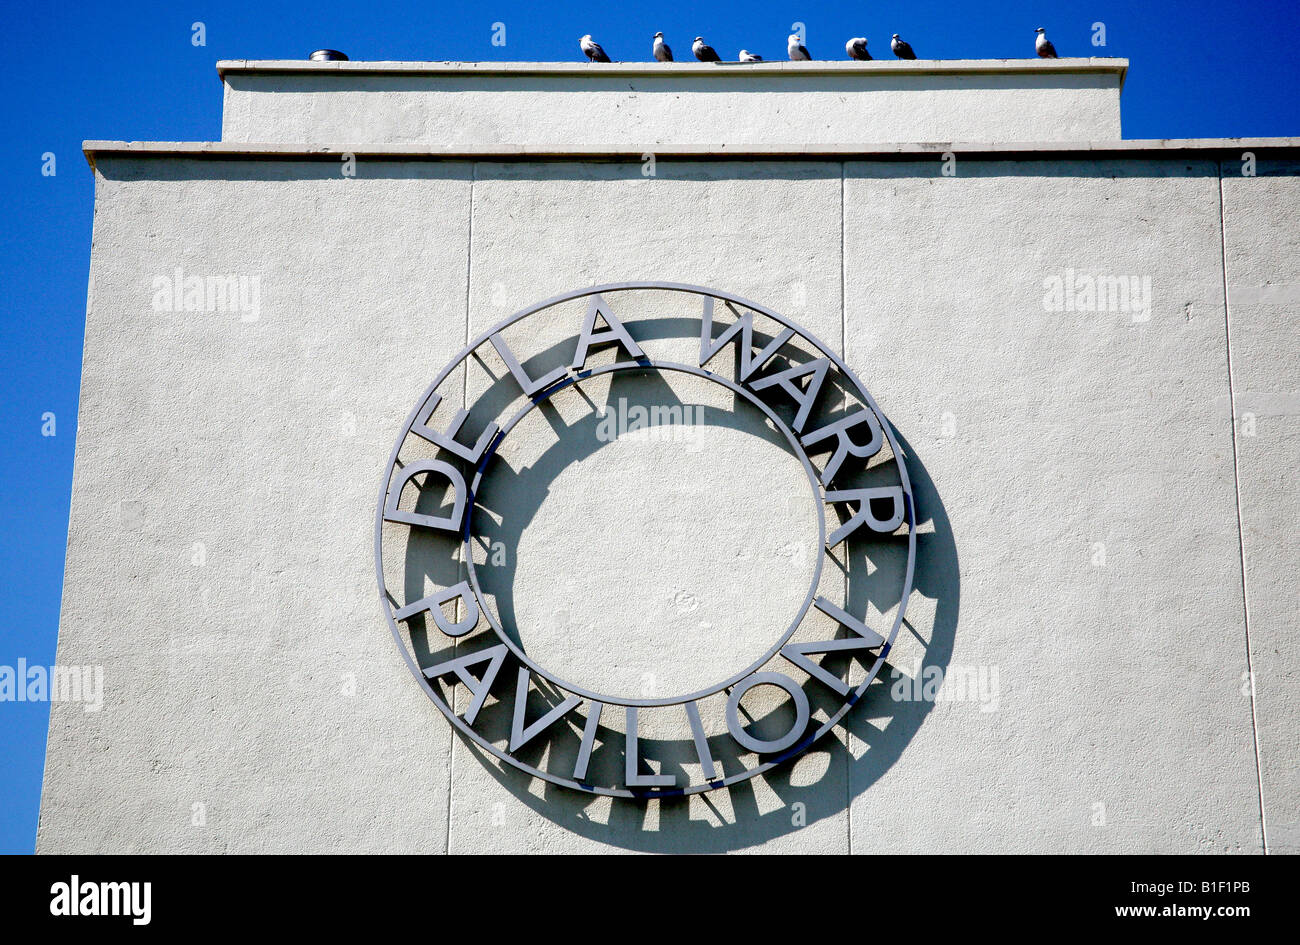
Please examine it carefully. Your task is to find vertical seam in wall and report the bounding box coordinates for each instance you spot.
[840,163,847,362]
[840,159,851,856]
[446,161,476,856]
[1218,161,1268,854]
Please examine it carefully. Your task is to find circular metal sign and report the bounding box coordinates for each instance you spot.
[375,283,915,797]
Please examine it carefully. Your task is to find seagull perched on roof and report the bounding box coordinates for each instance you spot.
[580,35,610,62]
[692,36,720,61]
[891,33,916,59]
[788,34,811,60]
[1035,28,1058,58]
[738,49,763,62]
[846,37,871,60]
[653,32,673,62]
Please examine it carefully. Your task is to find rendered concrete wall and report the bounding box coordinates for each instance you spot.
[39,152,1294,853]
[842,159,1261,853]
[218,60,1125,147]
[1221,159,1300,855]
[38,159,474,852]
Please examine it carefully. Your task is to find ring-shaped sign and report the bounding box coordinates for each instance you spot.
[375,283,916,798]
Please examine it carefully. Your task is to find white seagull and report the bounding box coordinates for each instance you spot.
[891,33,916,59]
[580,35,610,62]
[738,49,763,62]
[692,36,720,61]
[846,37,871,61]
[653,31,673,62]
[1035,28,1058,58]
[788,34,811,60]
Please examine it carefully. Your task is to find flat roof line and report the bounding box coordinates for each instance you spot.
[81,137,1300,169]
[216,57,1129,82]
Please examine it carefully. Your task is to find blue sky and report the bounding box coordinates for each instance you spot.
[0,0,1296,854]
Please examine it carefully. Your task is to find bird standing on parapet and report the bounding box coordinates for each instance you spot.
[692,36,720,61]
[788,34,811,60]
[846,37,871,60]
[738,49,763,62]
[891,34,916,59]
[1035,28,1058,58]
[653,32,673,61]
[580,35,610,62]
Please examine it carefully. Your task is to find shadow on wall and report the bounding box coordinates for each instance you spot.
[398,317,958,852]
[466,431,955,852]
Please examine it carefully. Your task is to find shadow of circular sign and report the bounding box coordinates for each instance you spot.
[376,284,951,835]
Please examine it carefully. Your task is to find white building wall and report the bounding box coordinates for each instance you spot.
[218,60,1125,146]
[842,158,1258,853]
[37,146,1298,853]
[1222,159,1300,855]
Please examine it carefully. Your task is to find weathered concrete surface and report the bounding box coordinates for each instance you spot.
[41,151,1296,854]
[844,159,1263,853]
[219,60,1124,147]
[37,158,473,853]
[1221,159,1300,854]
[450,166,851,852]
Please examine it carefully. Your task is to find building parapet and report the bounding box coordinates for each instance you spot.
[217,58,1129,147]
